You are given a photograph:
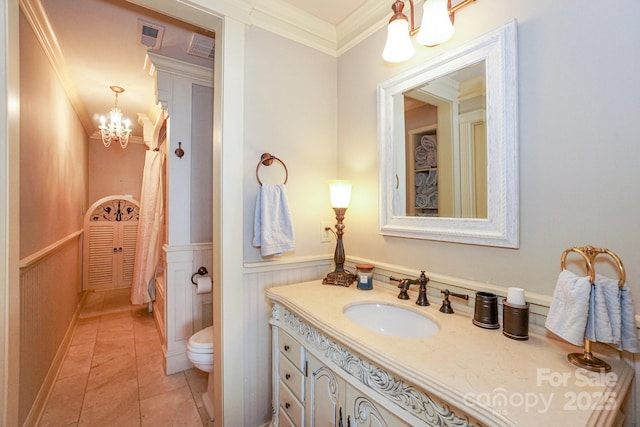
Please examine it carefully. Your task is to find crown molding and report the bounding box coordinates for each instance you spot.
[19,0,95,137]
[128,0,251,28]
[247,0,392,57]
[250,0,338,56]
[337,0,392,56]
[89,132,145,145]
[145,52,214,86]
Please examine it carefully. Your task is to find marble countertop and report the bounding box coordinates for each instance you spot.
[266,280,634,427]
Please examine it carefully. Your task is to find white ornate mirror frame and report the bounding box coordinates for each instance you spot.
[378,20,519,247]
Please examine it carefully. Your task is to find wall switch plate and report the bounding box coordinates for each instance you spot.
[320,221,332,243]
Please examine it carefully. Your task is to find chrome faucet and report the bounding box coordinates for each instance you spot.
[390,271,430,306]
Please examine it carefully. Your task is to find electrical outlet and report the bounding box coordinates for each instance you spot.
[320,221,332,243]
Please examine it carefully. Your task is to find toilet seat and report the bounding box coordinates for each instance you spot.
[187,325,214,353]
[187,326,214,372]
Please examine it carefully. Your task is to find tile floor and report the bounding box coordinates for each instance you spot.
[39,288,213,427]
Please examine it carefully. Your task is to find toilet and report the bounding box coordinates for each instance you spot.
[187,325,214,372]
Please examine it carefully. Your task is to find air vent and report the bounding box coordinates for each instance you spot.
[187,34,215,60]
[138,19,165,50]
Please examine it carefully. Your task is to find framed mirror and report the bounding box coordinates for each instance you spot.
[378,20,518,247]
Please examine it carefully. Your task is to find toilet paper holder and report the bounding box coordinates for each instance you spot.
[191,266,210,285]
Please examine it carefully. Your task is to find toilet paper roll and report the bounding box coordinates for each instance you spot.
[196,276,212,294]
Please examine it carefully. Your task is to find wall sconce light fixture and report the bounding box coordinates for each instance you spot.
[382,0,477,63]
[323,180,355,287]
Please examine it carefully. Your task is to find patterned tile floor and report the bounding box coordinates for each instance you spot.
[39,288,212,426]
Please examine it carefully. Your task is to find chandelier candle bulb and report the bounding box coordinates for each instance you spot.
[355,264,375,290]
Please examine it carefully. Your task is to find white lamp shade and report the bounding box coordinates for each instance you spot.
[382,18,415,63]
[416,0,455,47]
[329,180,352,208]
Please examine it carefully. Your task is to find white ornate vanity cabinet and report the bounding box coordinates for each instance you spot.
[270,304,467,427]
[267,281,634,427]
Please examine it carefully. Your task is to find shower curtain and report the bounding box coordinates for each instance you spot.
[131,150,165,305]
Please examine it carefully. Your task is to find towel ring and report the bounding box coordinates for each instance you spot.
[256,153,288,186]
[560,245,626,372]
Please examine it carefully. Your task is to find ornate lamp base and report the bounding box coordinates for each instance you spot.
[322,270,355,287]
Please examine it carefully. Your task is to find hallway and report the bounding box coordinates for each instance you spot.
[39,288,212,426]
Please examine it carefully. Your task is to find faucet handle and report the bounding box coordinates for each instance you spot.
[390,276,410,300]
[439,289,469,314]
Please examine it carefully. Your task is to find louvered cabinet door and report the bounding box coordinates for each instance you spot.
[117,222,138,287]
[85,222,117,290]
[83,196,141,291]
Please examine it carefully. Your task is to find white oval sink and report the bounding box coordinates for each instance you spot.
[343,303,439,338]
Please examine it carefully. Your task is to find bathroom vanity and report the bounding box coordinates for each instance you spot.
[267,281,633,427]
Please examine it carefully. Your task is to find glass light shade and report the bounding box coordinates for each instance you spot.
[416,0,455,47]
[329,180,352,208]
[382,18,415,63]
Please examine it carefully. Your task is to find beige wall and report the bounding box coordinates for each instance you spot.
[242,26,338,262]
[19,14,89,259]
[19,10,86,423]
[88,137,146,205]
[337,0,640,311]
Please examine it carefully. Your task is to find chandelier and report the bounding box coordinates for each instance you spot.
[99,86,132,148]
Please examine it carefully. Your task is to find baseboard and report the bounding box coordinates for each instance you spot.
[165,350,192,375]
[23,291,89,426]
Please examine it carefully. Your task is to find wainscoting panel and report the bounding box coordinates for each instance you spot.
[19,231,83,424]
[242,256,331,427]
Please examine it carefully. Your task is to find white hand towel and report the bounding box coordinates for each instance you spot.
[545,269,592,346]
[585,275,639,353]
[252,184,295,257]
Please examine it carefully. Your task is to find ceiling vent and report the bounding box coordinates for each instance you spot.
[187,34,215,60]
[138,19,165,50]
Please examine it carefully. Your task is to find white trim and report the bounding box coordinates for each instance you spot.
[243,254,331,273]
[146,52,214,86]
[216,16,246,425]
[27,292,89,426]
[336,0,395,57]
[1,0,21,422]
[250,0,337,56]
[89,132,145,145]
[19,230,83,269]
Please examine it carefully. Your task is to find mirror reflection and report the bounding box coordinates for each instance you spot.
[399,61,487,218]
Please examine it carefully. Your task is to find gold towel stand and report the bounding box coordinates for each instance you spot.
[560,245,626,372]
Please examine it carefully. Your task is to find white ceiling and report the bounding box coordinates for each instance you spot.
[29,0,373,144]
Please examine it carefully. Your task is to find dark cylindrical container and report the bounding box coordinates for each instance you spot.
[502,301,529,340]
[472,292,499,329]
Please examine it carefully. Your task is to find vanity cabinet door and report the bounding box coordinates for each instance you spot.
[305,352,409,427]
[305,352,343,427]
[345,384,410,427]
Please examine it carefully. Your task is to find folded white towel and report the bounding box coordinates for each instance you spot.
[585,274,639,353]
[252,184,295,257]
[545,270,592,346]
